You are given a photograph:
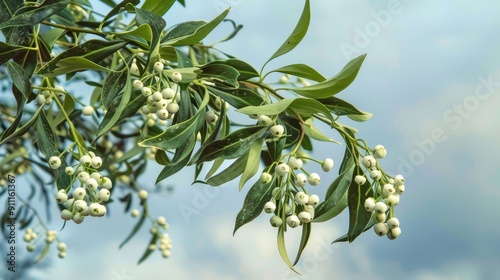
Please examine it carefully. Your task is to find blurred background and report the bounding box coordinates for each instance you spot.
[3,0,500,279]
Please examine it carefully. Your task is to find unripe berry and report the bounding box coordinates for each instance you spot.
[133,79,144,90]
[294,191,309,205]
[374,223,389,236]
[65,166,74,175]
[288,157,303,170]
[307,173,321,186]
[373,201,388,214]
[90,156,102,169]
[263,201,276,214]
[157,109,169,120]
[394,174,405,187]
[354,175,366,185]
[65,198,75,209]
[373,145,387,159]
[369,169,382,180]
[275,163,290,177]
[388,227,402,240]
[72,213,84,224]
[57,243,67,252]
[90,172,103,183]
[58,251,66,259]
[171,72,182,82]
[167,102,179,114]
[162,88,175,99]
[283,204,292,215]
[260,172,272,183]
[294,173,307,187]
[258,115,273,126]
[77,171,90,183]
[385,194,400,206]
[279,75,288,83]
[72,187,86,200]
[153,61,164,72]
[364,197,376,212]
[387,217,400,229]
[131,209,140,218]
[139,190,148,200]
[61,209,73,220]
[395,184,405,194]
[205,111,218,123]
[270,215,282,227]
[80,155,91,166]
[130,63,139,75]
[374,212,387,223]
[304,204,315,219]
[286,215,300,228]
[82,106,94,116]
[56,191,68,204]
[298,211,312,223]
[101,177,112,189]
[361,155,377,169]
[98,189,110,201]
[49,156,61,169]
[152,91,163,101]
[140,105,150,115]
[27,244,35,252]
[23,234,32,242]
[36,94,46,105]
[270,124,284,138]
[382,184,395,198]
[321,158,334,172]
[74,200,87,213]
[308,194,320,207]
[141,87,152,97]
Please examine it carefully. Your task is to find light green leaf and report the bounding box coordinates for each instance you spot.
[303,118,340,144]
[264,0,310,66]
[205,158,225,179]
[137,234,158,264]
[238,98,335,124]
[141,0,175,16]
[267,64,326,82]
[277,227,301,274]
[207,86,263,109]
[285,54,367,99]
[293,222,311,266]
[39,57,111,77]
[113,24,152,48]
[319,96,372,122]
[238,138,263,190]
[205,154,248,187]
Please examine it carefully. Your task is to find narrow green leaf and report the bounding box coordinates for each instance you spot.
[101,67,128,109]
[197,63,240,88]
[135,7,166,70]
[137,234,158,264]
[205,158,225,180]
[34,243,50,263]
[207,86,263,109]
[6,61,30,99]
[119,209,146,248]
[155,143,193,184]
[332,220,375,244]
[223,58,259,81]
[196,126,267,163]
[238,98,335,124]
[233,176,275,235]
[277,227,301,274]
[206,154,248,187]
[238,138,263,190]
[0,105,43,145]
[141,0,175,16]
[52,93,75,126]
[39,57,111,77]
[101,0,139,25]
[268,64,326,82]
[162,8,230,46]
[347,166,374,242]
[286,54,367,99]
[265,0,310,65]
[113,24,152,48]
[40,27,66,48]
[0,0,69,30]
[319,96,372,122]
[293,222,311,266]
[0,42,24,65]
[303,118,340,144]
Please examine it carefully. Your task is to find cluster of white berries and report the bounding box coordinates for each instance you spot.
[157,232,173,258]
[358,145,406,239]
[35,85,66,107]
[261,155,334,228]
[51,151,113,224]
[278,74,311,87]
[249,114,286,141]
[23,228,67,258]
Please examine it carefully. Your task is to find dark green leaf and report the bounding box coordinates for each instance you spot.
[277,227,301,274]
[141,0,175,16]
[120,208,146,248]
[137,234,158,264]
[0,0,69,30]
[293,222,311,266]
[198,63,239,88]
[205,154,248,187]
[319,96,372,121]
[233,176,275,235]
[207,86,263,109]
[0,42,24,65]
[7,61,30,99]
[101,0,139,24]
[223,59,259,81]
[239,138,264,190]
[102,67,128,108]
[287,54,367,99]
[347,166,374,242]
[135,7,166,70]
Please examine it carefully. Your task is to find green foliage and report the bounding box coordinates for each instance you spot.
[0,0,404,273]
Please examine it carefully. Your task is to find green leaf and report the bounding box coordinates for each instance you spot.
[134,7,166,70]
[347,166,374,242]
[155,142,193,184]
[162,8,230,46]
[35,111,71,190]
[137,234,158,264]
[101,67,128,109]
[223,58,259,81]
[101,0,139,25]
[293,222,311,266]
[119,208,146,248]
[113,24,152,48]
[238,98,335,124]
[313,167,353,223]
[233,176,275,235]
[238,138,263,190]
[0,42,24,65]
[277,227,301,274]
[163,21,205,42]
[286,54,367,99]
[6,61,30,99]
[34,243,50,263]
[196,126,267,163]
[264,0,310,66]
[197,63,239,88]
[303,118,340,144]
[0,105,43,146]
[0,0,69,30]
[40,27,66,48]
[207,86,263,109]
[268,64,326,82]
[319,96,372,122]
[141,0,175,16]
[139,84,209,150]
[205,158,225,180]
[332,220,375,244]
[205,154,248,187]
[52,93,75,126]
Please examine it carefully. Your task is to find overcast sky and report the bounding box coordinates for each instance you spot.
[4,0,500,279]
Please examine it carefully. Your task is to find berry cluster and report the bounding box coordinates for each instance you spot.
[261,151,334,229]
[49,152,113,224]
[23,228,67,258]
[358,145,406,239]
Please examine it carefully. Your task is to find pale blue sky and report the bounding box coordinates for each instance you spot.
[4,1,500,279]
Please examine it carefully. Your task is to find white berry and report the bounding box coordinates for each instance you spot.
[321,158,334,172]
[153,61,164,72]
[72,187,86,200]
[394,174,405,186]
[49,156,61,169]
[374,223,389,236]
[260,172,272,183]
[294,173,307,187]
[138,190,148,200]
[270,215,282,227]
[373,145,387,159]
[361,155,377,169]
[171,72,182,82]
[308,194,320,207]
[369,169,382,180]
[355,175,366,185]
[275,163,290,177]
[364,197,376,212]
[286,215,300,228]
[270,124,284,138]
[307,173,321,186]
[90,156,102,169]
[294,191,309,205]
[373,202,388,213]
[258,115,273,126]
[298,211,312,223]
[263,201,276,214]
[288,157,303,170]
[82,106,94,116]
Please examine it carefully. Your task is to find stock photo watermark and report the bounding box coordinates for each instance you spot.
[4,174,17,273]
[339,0,412,61]
[398,73,500,176]
[178,185,221,224]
